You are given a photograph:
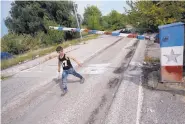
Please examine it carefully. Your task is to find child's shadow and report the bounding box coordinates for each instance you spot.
[53,78,80,84]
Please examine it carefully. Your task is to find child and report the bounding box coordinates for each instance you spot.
[56,46,85,94]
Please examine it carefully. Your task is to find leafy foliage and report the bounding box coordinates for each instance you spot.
[3,1,82,55]
[3,1,185,56]
[5,1,77,34]
[125,1,185,31]
[104,10,126,30]
[83,5,102,30]
[83,6,126,30]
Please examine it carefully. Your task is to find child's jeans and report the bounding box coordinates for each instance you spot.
[61,68,83,90]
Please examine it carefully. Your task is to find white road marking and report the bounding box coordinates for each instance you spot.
[136,76,144,124]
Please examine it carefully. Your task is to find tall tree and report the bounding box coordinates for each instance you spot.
[5,1,77,36]
[107,10,126,30]
[125,1,185,31]
[83,5,102,30]
[101,16,109,30]
[5,1,44,36]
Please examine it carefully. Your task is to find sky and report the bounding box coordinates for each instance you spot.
[76,1,128,16]
[0,0,129,37]
[1,0,12,37]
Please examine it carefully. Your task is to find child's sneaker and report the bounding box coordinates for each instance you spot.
[63,89,68,94]
[61,88,68,96]
[80,77,85,84]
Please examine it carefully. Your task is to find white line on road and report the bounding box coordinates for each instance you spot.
[136,75,144,124]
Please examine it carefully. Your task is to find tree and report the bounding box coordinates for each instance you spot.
[101,16,109,30]
[5,1,45,36]
[125,1,185,31]
[5,1,77,36]
[2,1,83,55]
[83,5,102,30]
[106,10,126,30]
[99,10,126,31]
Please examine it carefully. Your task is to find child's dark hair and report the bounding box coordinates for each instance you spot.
[56,46,63,52]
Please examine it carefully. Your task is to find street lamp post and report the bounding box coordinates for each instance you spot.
[73,2,83,40]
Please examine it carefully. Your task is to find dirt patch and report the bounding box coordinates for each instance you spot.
[142,66,185,97]
[141,63,160,88]
[142,40,161,88]
[141,62,185,95]
[107,78,119,89]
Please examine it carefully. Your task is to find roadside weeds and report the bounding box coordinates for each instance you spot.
[1,34,99,70]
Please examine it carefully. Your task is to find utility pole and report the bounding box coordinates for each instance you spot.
[73,2,82,40]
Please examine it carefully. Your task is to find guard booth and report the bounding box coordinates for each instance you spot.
[159,22,184,83]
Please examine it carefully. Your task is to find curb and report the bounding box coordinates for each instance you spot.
[128,39,147,67]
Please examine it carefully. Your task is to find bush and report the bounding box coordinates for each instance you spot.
[1,30,65,55]
[1,33,30,54]
[1,19,82,56]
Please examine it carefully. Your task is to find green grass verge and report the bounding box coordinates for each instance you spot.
[144,56,160,63]
[1,75,13,80]
[1,34,99,70]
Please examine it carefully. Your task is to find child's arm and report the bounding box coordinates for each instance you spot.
[67,55,82,67]
[58,59,61,72]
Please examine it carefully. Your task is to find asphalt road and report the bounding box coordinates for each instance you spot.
[2,37,141,124]
[2,36,184,124]
[1,35,121,112]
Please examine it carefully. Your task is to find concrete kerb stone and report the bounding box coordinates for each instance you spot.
[129,39,147,68]
[2,37,123,115]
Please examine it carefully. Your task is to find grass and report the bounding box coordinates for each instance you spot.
[144,56,160,63]
[1,34,99,70]
[1,75,13,80]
